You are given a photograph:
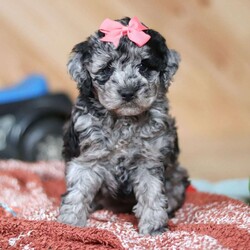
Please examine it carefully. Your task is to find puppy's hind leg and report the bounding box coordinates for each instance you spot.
[132,166,168,235]
[165,165,189,217]
[58,160,104,227]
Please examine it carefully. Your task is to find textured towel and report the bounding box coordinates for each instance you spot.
[0,160,249,249]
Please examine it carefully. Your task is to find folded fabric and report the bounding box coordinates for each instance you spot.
[0,160,249,249]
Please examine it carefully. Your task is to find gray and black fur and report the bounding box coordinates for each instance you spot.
[58,17,189,235]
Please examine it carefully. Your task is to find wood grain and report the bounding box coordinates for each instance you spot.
[0,0,249,180]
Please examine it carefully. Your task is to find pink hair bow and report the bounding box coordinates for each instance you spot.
[99,17,151,48]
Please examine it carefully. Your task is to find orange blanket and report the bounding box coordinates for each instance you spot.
[0,161,249,249]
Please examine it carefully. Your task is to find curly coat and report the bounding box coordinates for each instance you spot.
[58,17,189,235]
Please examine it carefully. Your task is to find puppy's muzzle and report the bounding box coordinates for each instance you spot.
[118,86,139,102]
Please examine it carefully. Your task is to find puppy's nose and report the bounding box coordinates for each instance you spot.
[119,89,136,102]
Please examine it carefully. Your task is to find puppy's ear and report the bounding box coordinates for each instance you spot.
[167,49,180,79]
[67,41,92,96]
[161,49,181,89]
[62,119,79,162]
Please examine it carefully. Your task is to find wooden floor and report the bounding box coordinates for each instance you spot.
[0,0,249,181]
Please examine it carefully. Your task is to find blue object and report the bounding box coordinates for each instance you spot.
[192,178,249,202]
[0,202,17,216]
[0,75,49,104]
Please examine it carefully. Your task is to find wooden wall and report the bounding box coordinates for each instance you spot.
[0,0,249,180]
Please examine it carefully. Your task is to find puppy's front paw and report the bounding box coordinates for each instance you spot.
[138,208,168,235]
[58,205,87,227]
[58,213,87,227]
[139,223,168,235]
[149,226,168,236]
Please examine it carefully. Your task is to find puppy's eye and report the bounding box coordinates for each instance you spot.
[97,61,114,85]
[139,63,148,72]
[139,59,156,74]
[102,61,113,75]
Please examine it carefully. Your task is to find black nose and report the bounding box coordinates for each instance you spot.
[119,89,136,102]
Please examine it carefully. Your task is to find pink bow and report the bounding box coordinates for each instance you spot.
[99,17,151,48]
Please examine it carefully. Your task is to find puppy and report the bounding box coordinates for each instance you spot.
[58,17,189,235]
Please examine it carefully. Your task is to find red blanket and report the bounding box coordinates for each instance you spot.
[0,161,249,249]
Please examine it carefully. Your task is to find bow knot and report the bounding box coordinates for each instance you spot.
[99,17,151,48]
[121,26,129,35]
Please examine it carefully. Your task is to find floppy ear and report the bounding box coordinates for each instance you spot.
[67,41,92,96]
[167,49,180,79]
[161,49,181,89]
[62,119,80,162]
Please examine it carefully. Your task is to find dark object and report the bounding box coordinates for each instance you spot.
[0,75,72,161]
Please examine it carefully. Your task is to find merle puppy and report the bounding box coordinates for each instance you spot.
[58,17,189,235]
